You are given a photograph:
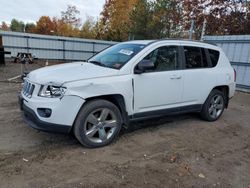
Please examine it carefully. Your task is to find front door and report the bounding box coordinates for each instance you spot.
[133,45,183,114]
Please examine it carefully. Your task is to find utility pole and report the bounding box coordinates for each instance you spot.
[200,18,207,41]
[189,19,195,40]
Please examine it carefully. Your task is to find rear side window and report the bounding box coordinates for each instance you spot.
[208,49,220,67]
[184,46,208,69]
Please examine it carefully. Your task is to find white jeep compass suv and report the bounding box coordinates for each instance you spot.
[19,40,236,147]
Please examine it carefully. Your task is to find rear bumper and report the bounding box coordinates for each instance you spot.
[19,95,71,133]
[229,82,236,98]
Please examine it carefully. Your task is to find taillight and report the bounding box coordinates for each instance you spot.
[233,68,236,82]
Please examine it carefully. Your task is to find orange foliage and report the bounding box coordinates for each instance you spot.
[99,0,139,41]
[6,1,249,40]
[33,16,55,35]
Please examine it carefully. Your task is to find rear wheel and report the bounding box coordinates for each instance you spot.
[74,99,122,148]
[200,89,225,121]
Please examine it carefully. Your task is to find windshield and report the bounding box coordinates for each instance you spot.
[88,43,146,69]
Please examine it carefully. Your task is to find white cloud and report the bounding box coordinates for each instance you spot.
[0,0,105,24]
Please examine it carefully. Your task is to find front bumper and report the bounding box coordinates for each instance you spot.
[19,95,71,133]
[19,93,85,133]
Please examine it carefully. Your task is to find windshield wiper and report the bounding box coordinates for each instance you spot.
[88,61,109,68]
[88,60,117,69]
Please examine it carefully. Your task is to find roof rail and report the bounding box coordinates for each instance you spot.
[149,38,218,46]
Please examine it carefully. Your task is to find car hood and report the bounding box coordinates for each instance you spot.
[27,62,119,85]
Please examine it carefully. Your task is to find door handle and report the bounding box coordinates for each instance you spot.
[170,75,182,79]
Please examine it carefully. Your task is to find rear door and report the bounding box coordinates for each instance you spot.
[181,45,217,106]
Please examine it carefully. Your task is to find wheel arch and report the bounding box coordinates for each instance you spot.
[72,94,129,131]
[210,85,229,108]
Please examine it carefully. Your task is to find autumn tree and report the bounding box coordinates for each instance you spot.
[182,0,209,39]
[51,17,79,37]
[99,0,139,41]
[149,0,183,38]
[61,5,81,28]
[33,16,55,35]
[217,0,250,35]
[0,22,9,31]
[80,16,97,39]
[3,0,249,40]
[246,1,250,34]
[45,5,82,37]
[97,0,114,40]
[26,5,82,37]
[183,0,250,38]
[129,0,151,39]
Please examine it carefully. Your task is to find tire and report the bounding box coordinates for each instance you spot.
[200,89,226,122]
[73,99,122,148]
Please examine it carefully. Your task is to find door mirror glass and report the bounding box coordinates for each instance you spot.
[135,59,155,74]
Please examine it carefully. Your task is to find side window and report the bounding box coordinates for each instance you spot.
[142,46,179,72]
[208,49,220,67]
[184,46,209,69]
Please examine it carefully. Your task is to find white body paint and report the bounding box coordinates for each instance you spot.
[21,40,236,129]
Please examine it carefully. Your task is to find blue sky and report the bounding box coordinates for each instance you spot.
[0,0,105,24]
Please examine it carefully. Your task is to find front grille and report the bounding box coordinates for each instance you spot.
[22,80,35,98]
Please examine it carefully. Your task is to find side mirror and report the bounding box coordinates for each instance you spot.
[135,59,155,74]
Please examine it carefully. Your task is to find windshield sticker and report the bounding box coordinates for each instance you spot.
[118,49,134,56]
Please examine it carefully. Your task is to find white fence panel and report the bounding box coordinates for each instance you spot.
[205,35,250,90]
[0,31,117,61]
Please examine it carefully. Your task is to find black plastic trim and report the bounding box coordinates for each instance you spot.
[4,45,96,54]
[19,95,71,133]
[129,104,202,121]
[236,84,250,90]
[231,62,250,67]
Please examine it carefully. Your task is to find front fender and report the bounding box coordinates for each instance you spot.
[64,76,134,115]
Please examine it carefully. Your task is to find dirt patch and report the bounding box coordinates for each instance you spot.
[0,63,250,188]
[0,60,65,82]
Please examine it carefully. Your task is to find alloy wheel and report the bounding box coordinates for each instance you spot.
[208,94,224,119]
[84,108,118,143]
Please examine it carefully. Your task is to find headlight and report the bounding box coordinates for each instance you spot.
[38,84,66,98]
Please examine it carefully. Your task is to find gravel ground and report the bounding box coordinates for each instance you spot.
[0,62,250,188]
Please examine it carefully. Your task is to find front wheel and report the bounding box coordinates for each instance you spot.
[74,99,122,148]
[200,89,225,121]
